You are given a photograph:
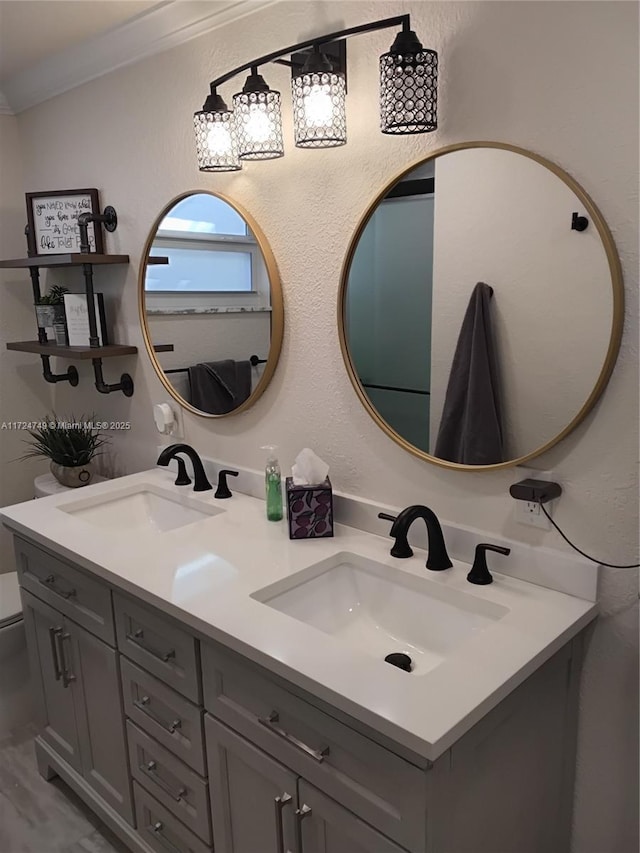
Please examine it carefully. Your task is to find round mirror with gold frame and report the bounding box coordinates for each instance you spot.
[339,141,624,470]
[140,191,283,417]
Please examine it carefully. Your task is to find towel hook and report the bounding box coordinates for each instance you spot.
[571,212,589,232]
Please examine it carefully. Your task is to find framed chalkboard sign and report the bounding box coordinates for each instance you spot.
[26,188,104,255]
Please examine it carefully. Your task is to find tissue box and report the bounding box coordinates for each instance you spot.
[286,477,334,539]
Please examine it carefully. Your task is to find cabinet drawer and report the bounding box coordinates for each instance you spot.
[202,644,428,853]
[15,537,114,644]
[122,658,205,775]
[114,593,200,702]
[133,781,211,853]
[127,721,211,844]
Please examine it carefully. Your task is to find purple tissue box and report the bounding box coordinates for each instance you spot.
[286,477,334,539]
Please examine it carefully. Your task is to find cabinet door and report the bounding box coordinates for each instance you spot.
[205,715,298,853]
[296,781,406,853]
[21,589,82,772]
[66,620,134,824]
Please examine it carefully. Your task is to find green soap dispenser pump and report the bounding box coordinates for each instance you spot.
[261,445,283,521]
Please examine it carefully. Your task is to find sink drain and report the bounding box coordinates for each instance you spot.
[384,652,412,672]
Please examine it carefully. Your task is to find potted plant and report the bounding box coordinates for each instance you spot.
[35,285,69,344]
[20,415,108,488]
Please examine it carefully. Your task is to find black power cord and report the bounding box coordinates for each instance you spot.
[539,503,640,569]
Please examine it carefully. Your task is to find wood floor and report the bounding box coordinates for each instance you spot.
[0,725,129,853]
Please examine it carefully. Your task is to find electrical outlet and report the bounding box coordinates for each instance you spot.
[516,498,551,529]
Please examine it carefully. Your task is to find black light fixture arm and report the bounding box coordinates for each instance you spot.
[206,14,412,89]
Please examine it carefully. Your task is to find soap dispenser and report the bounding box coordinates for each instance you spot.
[262,445,283,521]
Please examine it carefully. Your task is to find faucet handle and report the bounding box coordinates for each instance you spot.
[378,512,413,558]
[215,469,239,499]
[174,458,192,487]
[467,543,511,585]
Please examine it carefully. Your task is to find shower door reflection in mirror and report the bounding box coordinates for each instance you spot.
[140,192,283,417]
[340,143,623,469]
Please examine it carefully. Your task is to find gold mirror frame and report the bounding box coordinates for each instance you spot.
[338,141,624,471]
[139,190,284,418]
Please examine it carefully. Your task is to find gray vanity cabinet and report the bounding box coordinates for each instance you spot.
[20,586,134,825]
[205,714,298,853]
[69,615,134,823]
[13,533,583,853]
[22,589,83,773]
[205,714,406,853]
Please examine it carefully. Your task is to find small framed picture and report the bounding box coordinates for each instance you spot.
[26,188,103,255]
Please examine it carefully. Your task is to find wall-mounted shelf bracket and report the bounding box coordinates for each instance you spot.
[92,358,134,397]
[41,355,79,386]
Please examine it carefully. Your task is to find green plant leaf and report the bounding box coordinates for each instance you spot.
[17,413,108,467]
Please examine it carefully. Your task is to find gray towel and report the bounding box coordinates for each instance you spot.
[188,360,251,415]
[434,282,504,465]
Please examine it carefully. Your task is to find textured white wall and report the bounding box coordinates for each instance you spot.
[0,115,53,569]
[10,2,639,849]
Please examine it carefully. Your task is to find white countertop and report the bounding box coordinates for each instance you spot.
[1,469,598,761]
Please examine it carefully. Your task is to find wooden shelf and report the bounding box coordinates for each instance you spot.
[148,256,169,265]
[0,253,129,269]
[153,344,174,352]
[6,341,137,359]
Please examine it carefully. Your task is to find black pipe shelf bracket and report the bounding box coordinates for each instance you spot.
[77,206,134,397]
[41,356,79,387]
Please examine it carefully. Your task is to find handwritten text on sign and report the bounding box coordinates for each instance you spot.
[32,195,97,254]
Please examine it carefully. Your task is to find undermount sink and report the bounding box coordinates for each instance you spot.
[61,483,222,533]
[252,553,509,675]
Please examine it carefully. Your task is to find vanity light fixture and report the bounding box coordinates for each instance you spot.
[233,68,284,160]
[380,27,438,134]
[194,15,437,171]
[291,45,347,148]
[193,85,241,172]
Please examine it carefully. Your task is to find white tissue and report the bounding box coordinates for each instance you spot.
[292,448,329,486]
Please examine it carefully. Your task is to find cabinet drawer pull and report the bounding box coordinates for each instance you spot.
[55,630,76,688]
[258,712,330,763]
[150,821,182,853]
[40,573,76,600]
[126,628,176,663]
[274,793,292,853]
[294,804,312,853]
[48,626,62,680]
[134,696,183,736]
[144,760,188,802]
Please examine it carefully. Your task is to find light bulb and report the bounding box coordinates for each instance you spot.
[206,122,232,155]
[303,86,333,127]
[245,105,272,143]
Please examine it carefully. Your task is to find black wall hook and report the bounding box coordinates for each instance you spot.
[571,212,589,232]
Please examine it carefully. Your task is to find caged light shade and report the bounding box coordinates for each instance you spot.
[380,28,438,134]
[292,46,346,148]
[233,70,284,160]
[193,85,241,171]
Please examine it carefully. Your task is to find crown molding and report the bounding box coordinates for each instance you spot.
[3,0,280,114]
